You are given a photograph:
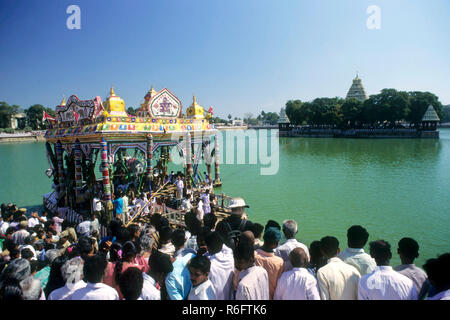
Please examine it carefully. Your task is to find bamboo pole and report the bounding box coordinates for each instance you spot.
[125,181,170,227]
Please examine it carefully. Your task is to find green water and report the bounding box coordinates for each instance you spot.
[1,130,449,267]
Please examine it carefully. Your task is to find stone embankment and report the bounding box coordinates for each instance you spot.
[0,131,46,143]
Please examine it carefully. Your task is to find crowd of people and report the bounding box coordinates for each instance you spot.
[0,198,448,301]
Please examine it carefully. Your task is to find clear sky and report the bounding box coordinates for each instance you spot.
[0,0,449,119]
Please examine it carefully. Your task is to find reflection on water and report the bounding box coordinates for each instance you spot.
[280,138,442,167]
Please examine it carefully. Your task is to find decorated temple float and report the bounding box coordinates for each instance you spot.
[42,86,235,233]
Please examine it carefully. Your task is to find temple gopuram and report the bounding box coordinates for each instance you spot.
[346,74,368,102]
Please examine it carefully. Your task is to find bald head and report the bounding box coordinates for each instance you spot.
[289,247,308,268]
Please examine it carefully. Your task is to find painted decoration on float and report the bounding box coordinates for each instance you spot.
[56,95,104,123]
[149,88,182,118]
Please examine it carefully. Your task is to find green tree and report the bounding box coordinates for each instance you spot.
[0,102,22,128]
[127,107,136,116]
[285,100,306,125]
[0,102,12,128]
[342,98,364,127]
[26,104,47,130]
[407,91,443,125]
[442,105,450,123]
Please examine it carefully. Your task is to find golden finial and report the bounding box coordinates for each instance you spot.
[61,95,66,106]
[193,95,197,105]
[110,85,115,96]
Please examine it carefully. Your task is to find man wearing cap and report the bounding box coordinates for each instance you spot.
[254,227,285,300]
[215,197,254,249]
[12,220,30,246]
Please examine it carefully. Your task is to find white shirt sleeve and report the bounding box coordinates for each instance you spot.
[316,270,330,300]
[306,278,321,300]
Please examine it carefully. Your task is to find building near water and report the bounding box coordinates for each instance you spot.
[278,107,291,136]
[421,104,440,131]
[346,74,368,102]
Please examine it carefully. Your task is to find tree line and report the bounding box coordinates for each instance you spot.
[285,89,445,128]
[0,102,56,131]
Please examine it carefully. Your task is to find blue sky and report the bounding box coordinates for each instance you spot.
[0,0,449,119]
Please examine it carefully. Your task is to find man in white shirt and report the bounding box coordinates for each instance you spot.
[234,242,270,300]
[136,193,150,216]
[0,212,12,234]
[339,225,376,276]
[394,237,428,294]
[71,255,119,300]
[187,255,217,300]
[274,219,310,271]
[196,197,204,221]
[92,197,102,216]
[205,232,234,300]
[27,212,44,229]
[48,257,87,300]
[317,236,361,300]
[141,273,161,300]
[12,221,30,246]
[274,247,320,300]
[175,176,184,208]
[358,240,418,300]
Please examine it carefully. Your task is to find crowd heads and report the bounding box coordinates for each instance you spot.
[0,199,448,301]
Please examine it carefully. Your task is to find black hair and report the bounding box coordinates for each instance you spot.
[205,231,223,254]
[159,218,169,230]
[250,223,264,239]
[109,218,123,238]
[347,225,369,248]
[21,248,34,260]
[0,278,23,300]
[159,226,173,244]
[3,239,16,252]
[265,220,281,231]
[29,260,38,274]
[148,250,173,275]
[188,255,211,275]
[369,240,391,263]
[309,240,324,263]
[119,267,143,300]
[114,241,138,284]
[109,242,123,263]
[10,247,21,260]
[170,229,186,248]
[423,253,450,290]
[5,227,16,236]
[398,237,420,260]
[150,214,163,231]
[44,255,69,297]
[116,227,132,244]
[233,241,255,262]
[185,211,202,236]
[197,227,212,249]
[83,254,107,283]
[320,236,340,257]
[203,213,217,231]
[77,236,94,257]
[127,224,140,238]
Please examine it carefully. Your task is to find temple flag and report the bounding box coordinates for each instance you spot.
[42,111,55,122]
[73,110,80,124]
